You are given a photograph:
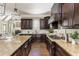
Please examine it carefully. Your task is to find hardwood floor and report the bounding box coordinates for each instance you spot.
[29,40,50,56]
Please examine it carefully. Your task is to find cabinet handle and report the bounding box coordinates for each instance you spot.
[24,45,28,48]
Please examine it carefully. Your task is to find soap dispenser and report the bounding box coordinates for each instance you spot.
[64,29,69,42]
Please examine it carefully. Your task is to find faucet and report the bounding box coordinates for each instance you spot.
[27,31,29,34]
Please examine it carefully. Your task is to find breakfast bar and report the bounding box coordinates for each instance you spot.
[46,35,79,56]
[0,35,31,56]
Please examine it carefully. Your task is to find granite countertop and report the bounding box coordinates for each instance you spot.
[0,35,31,56]
[46,34,79,56]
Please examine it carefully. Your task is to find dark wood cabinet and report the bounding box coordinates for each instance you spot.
[13,47,22,56]
[55,43,71,56]
[45,37,53,56]
[46,36,71,56]
[21,19,32,29]
[61,3,79,29]
[40,34,46,42]
[12,37,32,56]
[31,34,47,43]
[51,42,56,56]
[40,16,50,29]
[72,4,79,28]
[51,3,79,29]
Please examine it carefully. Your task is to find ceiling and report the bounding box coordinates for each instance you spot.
[0,3,53,21]
[6,3,53,15]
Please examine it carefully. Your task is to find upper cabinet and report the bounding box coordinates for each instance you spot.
[40,16,50,29]
[51,3,79,29]
[51,3,74,20]
[61,4,74,28]
[73,4,79,26]
[21,19,32,29]
[62,3,74,13]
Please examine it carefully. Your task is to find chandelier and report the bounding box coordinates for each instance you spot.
[11,3,21,20]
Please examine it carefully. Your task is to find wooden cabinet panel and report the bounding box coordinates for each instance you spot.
[12,38,32,56]
[21,19,32,29]
[74,4,79,15]
[62,3,74,13]
[73,4,79,26]
[55,43,71,56]
[40,16,50,29]
[45,36,71,56]
[45,37,55,56]
[40,34,46,42]
[51,3,75,28]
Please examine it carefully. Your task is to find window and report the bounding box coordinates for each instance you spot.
[21,19,32,29]
[0,3,5,15]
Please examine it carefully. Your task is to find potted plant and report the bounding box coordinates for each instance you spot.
[70,31,79,45]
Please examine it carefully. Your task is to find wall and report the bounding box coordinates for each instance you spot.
[33,18,40,30]
[0,22,3,34]
[0,21,8,34]
[0,20,15,35]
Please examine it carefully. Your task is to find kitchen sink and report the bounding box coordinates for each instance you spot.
[49,35,61,40]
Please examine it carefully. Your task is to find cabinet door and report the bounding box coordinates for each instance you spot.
[21,19,32,29]
[46,39,52,55]
[22,44,28,56]
[12,41,31,56]
[40,17,50,29]
[22,41,31,56]
[13,47,23,56]
[55,43,70,56]
[41,34,46,42]
[55,51,61,56]
[61,3,74,28]
[72,4,79,28]
[56,47,64,56]
[51,42,56,56]
[62,3,74,13]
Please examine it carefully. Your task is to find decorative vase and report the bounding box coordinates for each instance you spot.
[71,39,76,45]
[76,39,79,45]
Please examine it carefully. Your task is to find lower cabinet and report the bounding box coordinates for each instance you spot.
[46,38,55,56]
[12,38,32,56]
[21,42,31,56]
[51,42,56,56]
[46,37,70,56]
[13,47,22,56]
[41,34,46,42]
[55,43,71,56]
[51,42,70,56]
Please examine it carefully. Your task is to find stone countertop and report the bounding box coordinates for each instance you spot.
[0,35,31,56]
[46,34,79,56]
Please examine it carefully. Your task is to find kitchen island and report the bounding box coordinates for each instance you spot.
[0,35,31,56]
[46,34,79,56]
